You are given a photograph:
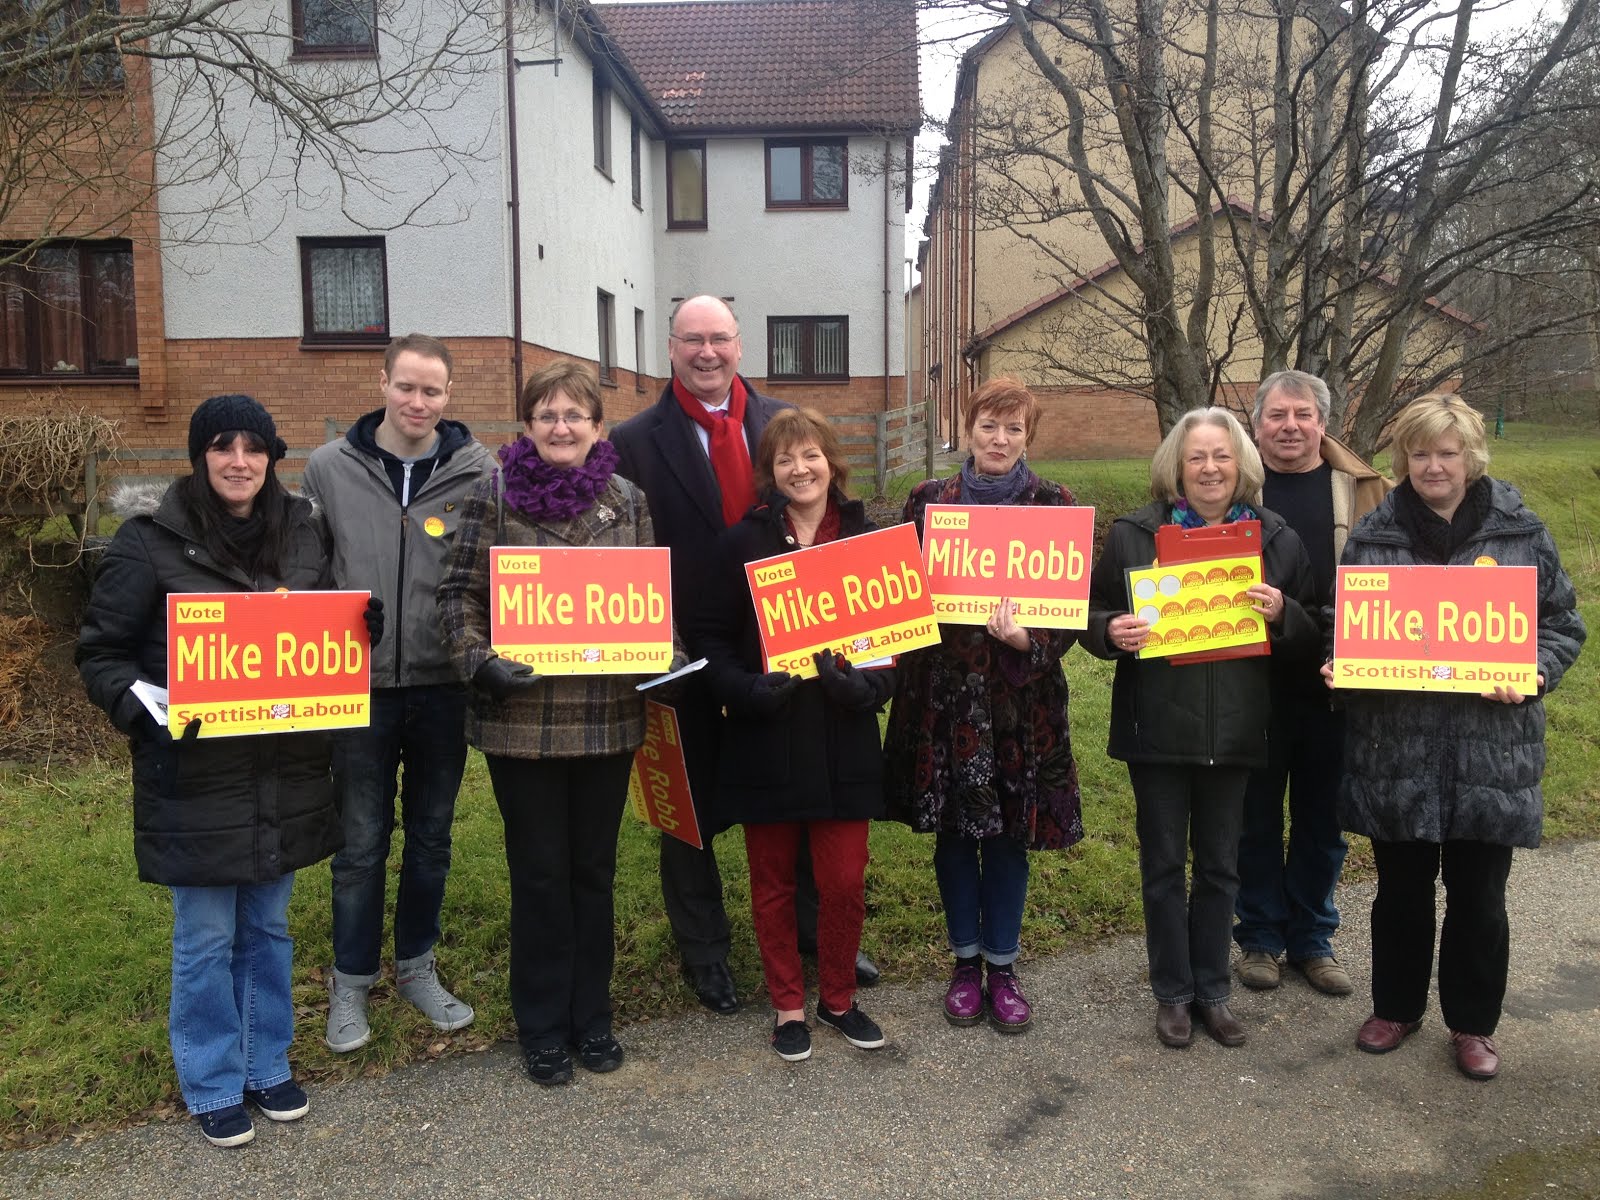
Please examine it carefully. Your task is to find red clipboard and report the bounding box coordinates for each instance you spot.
[1152,520,1270,664]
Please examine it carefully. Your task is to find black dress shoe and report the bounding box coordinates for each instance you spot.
[854,950,881,988]
[684,960,739,1015]
[1192,1000,1247,1047]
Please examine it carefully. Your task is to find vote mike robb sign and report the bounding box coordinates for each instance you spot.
[745,523,940,678]
[920,504,1094,629]
[166,591,372,738]
[491,546,673,675]
[1330,564,1538,694]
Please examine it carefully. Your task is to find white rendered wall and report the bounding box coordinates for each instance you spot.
[651,136,908,380]
[514,27,657,373]
[153,0,511,340]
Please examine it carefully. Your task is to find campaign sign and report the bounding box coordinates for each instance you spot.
[166,590,371,738]
[745,523,940,679]
[491,546,673,676]
[1125,554,1268,660]
[1331,564,1538,693]
[627,701,703,849]
[921,504,1095,629]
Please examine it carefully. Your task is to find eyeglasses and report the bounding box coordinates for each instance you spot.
[532,411,594,427]
[670,334,738,350]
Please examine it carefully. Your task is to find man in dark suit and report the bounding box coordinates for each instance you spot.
[612,295,878,1013]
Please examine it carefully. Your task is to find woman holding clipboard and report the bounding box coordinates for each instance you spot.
[1085,407,1317,1050]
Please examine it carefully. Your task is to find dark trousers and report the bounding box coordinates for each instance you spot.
[1370,838,1513,1036]
[1235,702,1348,961]
[1130,763,1250,1005]
[745,820,869,1013]
[485,752,632,1050]
[330,684,469,976]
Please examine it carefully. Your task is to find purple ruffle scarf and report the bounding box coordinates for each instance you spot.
[497,436,619,522]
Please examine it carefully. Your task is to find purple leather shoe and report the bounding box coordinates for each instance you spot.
[943,963,985,1026]
[985,966,1032,1033]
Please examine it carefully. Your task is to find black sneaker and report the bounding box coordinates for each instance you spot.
[523,1045,574,1086]
[816,1002,886,1049]
[196,1104,255,1148]
[244,1079,309,1122]
[771,1018,812,1061]
[576,1034,624,1073]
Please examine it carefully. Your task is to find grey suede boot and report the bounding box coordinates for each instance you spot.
[396,952,475,1032]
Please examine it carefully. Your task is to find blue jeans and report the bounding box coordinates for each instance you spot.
[932,832,1030,965]
[168,874,296,1114]
[330,685,468,977]
[1234,701,1348,961]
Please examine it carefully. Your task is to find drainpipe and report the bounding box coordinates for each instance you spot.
[504,0,526,408]
[882,138,893,416]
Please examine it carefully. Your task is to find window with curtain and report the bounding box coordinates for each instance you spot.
[293,0,377,55]
[767,316,848,381]
[300,238,388,344]
[6,0,124,91]
[765,140,847,208]
[0,241,137,377]
[667,142,706,229]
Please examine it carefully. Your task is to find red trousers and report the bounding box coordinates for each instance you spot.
[744,820,869,1013]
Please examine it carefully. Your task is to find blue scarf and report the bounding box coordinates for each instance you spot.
[959,456,1032,505]
[1170,497,1257,528]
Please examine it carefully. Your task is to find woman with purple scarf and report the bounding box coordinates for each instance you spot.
[438,361,673,1087]
[883,378,1085,1034]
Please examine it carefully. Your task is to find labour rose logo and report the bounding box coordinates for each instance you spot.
[270,703,292,719]
[852,637,872,653]
[1430,665,1454,681]
[582,648,602,664]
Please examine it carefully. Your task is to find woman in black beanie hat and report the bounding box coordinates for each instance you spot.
[77,395,360,1148]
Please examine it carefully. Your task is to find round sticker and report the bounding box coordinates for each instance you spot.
[423,515,446,538]
[1133,578,1157,601]
[1474,555,1498,567]
[1138,604,1161,626]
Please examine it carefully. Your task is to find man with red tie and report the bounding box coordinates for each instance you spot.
[612,295,879,1013]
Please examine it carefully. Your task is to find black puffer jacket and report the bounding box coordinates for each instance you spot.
[76,483,342,886]
[1085,501,1319,767]
[1337,479,1585,848]
[687,492,892,828]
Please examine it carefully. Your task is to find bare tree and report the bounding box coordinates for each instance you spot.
[919,0,1600,455]
[0,0,505,267]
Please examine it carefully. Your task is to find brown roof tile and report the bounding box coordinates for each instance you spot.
[594,0,920,134]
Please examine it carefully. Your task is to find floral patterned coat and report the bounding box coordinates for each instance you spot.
[882,471,1084,850]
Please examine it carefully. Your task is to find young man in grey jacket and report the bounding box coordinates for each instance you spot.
[301,333,494,1051]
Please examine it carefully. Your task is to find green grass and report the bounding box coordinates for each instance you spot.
[1,427,1594,1146]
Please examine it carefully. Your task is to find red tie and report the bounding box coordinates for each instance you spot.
[672,376,754,527]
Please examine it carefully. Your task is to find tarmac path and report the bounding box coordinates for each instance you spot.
[4,842,1598,1200]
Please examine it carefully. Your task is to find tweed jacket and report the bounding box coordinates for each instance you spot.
[1336,479,1586,848]
[437,464,671,759]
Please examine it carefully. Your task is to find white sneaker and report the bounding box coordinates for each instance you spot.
[396,953,474,1032]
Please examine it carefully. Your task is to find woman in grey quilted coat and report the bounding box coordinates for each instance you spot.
[1332,395,1585,1082]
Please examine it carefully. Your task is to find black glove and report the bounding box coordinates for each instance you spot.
[473,656,542,701]
[137,712,202,743]
[364,597,385,647]
[746,670,801,715]
[813,649,877,710]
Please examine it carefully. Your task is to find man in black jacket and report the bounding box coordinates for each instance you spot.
[612,296,879,1013]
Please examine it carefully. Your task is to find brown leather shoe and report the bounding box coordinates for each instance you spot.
[1451,1031,1499,1080]
[1192,1001,1246,1047]
[1356,1014,1421,1054]
[1291,956,1354,996]
[1237,951,1282,990]
[1155,1002,1192,1048]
